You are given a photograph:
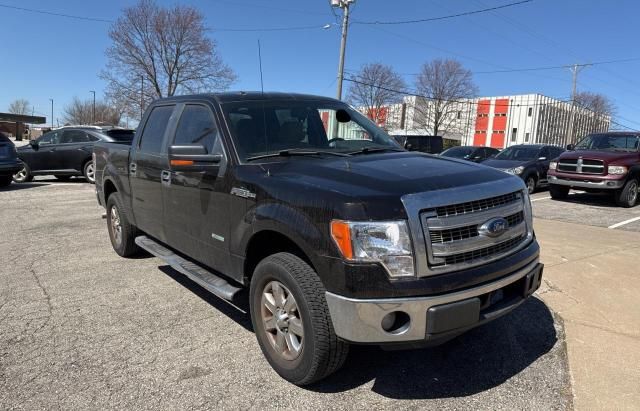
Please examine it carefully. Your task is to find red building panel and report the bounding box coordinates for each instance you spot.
[490,133,505,148]
[477,99,491,114]
[494,98,509,114]
[492,116,507,131]
[473,133,486,146]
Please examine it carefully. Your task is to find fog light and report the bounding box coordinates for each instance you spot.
[381,311,411,334]
[607,181,616,186]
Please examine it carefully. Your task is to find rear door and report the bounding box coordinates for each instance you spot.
[130,104,177,242]
[58,129,96,171]
[162,103,231,273]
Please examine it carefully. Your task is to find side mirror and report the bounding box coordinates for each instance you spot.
[169,145,222,170]
[566,144,575,151]
[538,157,547,161]
[405,143,413,151]
[30,140,39,150]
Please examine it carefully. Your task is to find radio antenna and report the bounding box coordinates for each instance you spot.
[258,40,265,94]
[258,39,268,152]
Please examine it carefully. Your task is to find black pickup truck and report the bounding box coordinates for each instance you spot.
[94,92,543,385]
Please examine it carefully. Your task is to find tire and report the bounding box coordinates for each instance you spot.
[106,192,140,257]
[0,175,12,187]
[524,174,537,194]
[614,178,639,208]
[13,163,33,183]
[83,160,96,184]
[249,252,349,386]
[55,175,72,181]
[549,184,569,200]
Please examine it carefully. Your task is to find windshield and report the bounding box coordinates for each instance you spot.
[440,146,474,158]
[494,146,540,161]
[221,100,402,161]
[575,134,640,152]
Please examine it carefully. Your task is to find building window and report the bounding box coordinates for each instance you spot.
[457,111,462,119]
[525,132,530,142]
[495,113,506,117]
[511,127,518,142]
[528,107,533,117]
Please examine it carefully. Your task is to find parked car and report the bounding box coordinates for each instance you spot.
[548,132,640,207]
[440,145,500,162]
[481,144,565,193]
[13,127,134,184]
[392,135,443,154]
[0,132,22,187]
[94,92,542,385]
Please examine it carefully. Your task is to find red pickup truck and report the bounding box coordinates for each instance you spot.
[548,132,640,207]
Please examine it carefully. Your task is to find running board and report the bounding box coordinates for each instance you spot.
[135,236,241,300]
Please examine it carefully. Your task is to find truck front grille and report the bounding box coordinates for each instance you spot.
[421,191,530,272]
[558,158,604,174]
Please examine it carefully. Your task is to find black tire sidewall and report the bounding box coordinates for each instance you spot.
[249,256,318,383]
[616,178,638,207]
[549,184,569,199]
[84,160,95,184]
[13,163,31,183]
[525,175,537,193]
[106,194,128,256]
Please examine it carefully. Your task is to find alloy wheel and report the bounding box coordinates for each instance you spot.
[628,180,638,205]
[260,281,304,361]
[85,162,95,183]
[109,205,122,247]
[526,177,536,194]
[14,167,28,182]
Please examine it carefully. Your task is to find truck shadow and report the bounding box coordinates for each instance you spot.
[159,265,558,399]
[559,191,618,208]
[1,182,51,191]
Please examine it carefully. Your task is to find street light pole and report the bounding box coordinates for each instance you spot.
[332,0,355,101]
[49,99,54,129]
[90,90,96,125]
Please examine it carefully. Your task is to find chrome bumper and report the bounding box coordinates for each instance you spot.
[325,259,542,344]
[548,175,624,189]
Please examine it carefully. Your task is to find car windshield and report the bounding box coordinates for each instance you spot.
[221,100,402,161]
[440,146,475,158]
[494,146,539,161]
[575,134,640,152]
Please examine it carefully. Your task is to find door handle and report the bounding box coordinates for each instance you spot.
[130,163,137,175]
[161,170,171,182]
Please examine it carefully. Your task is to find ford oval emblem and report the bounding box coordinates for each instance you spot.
[478,217,509,238]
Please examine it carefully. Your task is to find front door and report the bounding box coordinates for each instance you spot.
[130,104,175,242]
[162,103,231,274]
[27,130,63,172]
[537,146,551,182]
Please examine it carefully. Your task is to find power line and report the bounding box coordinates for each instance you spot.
[352,0,532,25]
[0,3,113,23]
[209,24,333,33]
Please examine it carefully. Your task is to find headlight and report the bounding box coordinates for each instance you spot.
[549,161,557,170]
[331,220,414,278]
[513,166,524,175]
[608,165,627,175]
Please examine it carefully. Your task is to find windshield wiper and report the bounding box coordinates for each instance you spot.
[246,149,351,162]
[347,147,405,155]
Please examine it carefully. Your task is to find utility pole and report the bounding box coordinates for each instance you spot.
[49,98,54,129]
[566,63,591,146]
[90,90,96,125]
[331,0,356,101]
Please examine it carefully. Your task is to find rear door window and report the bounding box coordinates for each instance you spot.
[60,130,92,144]
[173,105,219,153]
[139,105,174,154]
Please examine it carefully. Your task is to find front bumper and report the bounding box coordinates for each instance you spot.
[325,259,543,344]
[548,174,624,190]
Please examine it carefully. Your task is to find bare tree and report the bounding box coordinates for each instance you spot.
[347,63,406,126]
[63,97,123,126]
[574,91,615,117]
[101,0,236,119]
[413,59,478,137]
[8,99,31,115]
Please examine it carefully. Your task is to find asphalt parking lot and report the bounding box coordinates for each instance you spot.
[0,178,578,410]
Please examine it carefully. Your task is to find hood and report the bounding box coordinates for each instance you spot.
[481,158,533,169]
[560,150,639,163]
[262,151,515,199]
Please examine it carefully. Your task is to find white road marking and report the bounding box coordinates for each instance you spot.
[608,216,640,229]
[531,196,551,202]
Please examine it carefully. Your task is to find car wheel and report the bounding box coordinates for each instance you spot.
[0,175,12,187]
[249,252,349,386]
[84,160,95,184]
[55,175,72,181]
[549,184,569,200]
[525,175,537,194]
[13,164,33,183]
[106,193,140,257]
[615,178,639,208]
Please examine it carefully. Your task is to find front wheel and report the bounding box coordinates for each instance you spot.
[13,164,33,183]
[84,160,95,184]
[525,175,537,194]
[549,184,569,200]
[249,253,349,386]
[615,178,638,208]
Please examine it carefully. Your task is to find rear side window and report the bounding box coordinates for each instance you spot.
[139,105,174,153]
[173,105,219,152]
[60,130,94,143]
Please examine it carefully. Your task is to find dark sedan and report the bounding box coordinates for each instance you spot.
[440,145,500,162]
[481,144,565,193]
[13,127,134,184]
[0,132,22,187]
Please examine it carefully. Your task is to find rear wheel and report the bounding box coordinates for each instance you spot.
[249,253,349,386]
[615,178,638,208]
[84,160,95,184]
[13,164,33,183]
[0,175,12,187]
[106,193,140,257]
[549,184,569,200]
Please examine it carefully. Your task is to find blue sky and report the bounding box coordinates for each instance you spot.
[1,0,639,129]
